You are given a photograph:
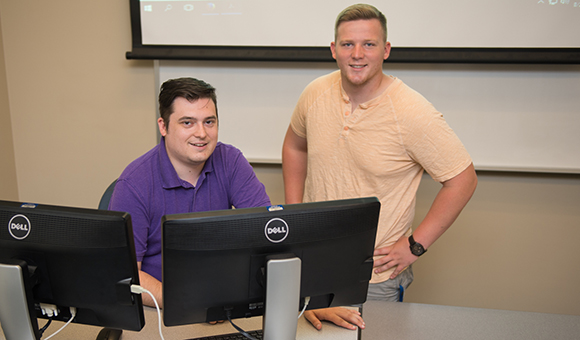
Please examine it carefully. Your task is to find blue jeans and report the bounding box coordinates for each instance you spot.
[367,265,414,302]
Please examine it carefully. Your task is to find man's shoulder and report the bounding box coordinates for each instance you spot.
[118,143,161,182]
[387,78,433,111]
[210,142,246,166]
[297,70,341,106]
[305,70,341,91]
[213,142,243,156]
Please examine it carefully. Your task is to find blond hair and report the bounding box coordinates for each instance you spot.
[334,4,387,42]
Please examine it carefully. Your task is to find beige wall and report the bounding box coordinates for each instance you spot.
[0,14,18,201]
[0,0,156,208]
[1,0,579,318]
[407,171,580,315]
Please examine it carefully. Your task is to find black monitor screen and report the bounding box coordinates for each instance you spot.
[0,200,144,340]
[162,197,379,335]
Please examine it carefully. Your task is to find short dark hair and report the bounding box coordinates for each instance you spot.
[334,4,387,42]
[158,77,218,126]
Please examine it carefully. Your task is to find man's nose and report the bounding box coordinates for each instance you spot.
[352,44,364,59]
[193,123,207,138]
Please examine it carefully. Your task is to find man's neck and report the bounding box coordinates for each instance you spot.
[344,73,392,110]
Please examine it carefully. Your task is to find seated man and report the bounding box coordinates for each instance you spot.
[110,77,271,307]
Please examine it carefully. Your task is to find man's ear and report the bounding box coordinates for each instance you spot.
[158,117,168,137]
[383,41,392,60]
[330,41,337,60]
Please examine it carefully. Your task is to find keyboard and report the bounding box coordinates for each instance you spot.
[187,329,263,340]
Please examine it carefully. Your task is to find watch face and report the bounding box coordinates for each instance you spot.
[411,243,425,256]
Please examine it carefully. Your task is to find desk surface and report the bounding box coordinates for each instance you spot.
[0,306,358,340]
[2,302,580,340]
[362,301,580,340]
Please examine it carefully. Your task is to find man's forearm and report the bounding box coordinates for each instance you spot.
[412,163,477,248]
[137,268,163,308]
[282,162,306,204]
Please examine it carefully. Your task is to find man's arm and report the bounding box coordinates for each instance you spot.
[373,163,478,278]
[282,126,366,331]
[282,126,308,204]
[137,262,163,308]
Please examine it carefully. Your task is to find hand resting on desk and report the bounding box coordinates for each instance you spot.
[304,307,365,331]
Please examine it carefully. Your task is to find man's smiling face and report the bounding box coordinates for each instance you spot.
[331,19,390,91]
[158,96,218,173]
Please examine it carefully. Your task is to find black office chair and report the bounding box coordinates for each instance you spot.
[98,179,117,210]
[97,180,123,340]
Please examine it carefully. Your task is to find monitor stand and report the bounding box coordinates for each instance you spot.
[0,260,40,340]
[262,255,301,340]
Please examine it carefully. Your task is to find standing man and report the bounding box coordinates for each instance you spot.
[110,77,271,307]
[282,4,477,330]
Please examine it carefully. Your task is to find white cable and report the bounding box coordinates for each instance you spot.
[297,296,310,319]
[131,284,165,340]
[43,307,76,340]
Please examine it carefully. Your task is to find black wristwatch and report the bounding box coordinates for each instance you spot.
[409,234,427,257]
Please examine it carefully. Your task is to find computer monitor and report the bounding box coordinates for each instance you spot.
[0,200,145,340]
[162,197,380,340]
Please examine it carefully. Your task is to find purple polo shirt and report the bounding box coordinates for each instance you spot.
[109,138,271,281]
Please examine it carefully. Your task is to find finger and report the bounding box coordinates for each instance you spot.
[338,309,365,329]
[374,265,385,274]
[373,246,392,256]
[391,263,413,280]
[374,260,393,274]
[304,310,322,330]
[372,256,391,268]
[325,310,363,330]
[390,267,402,279]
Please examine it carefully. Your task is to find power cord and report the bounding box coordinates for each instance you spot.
[43,307,76,340]
[225,309,259,340]
[39,318,52,336]
[39,286,164,340]
[297,296,310,319]
[225,296,311,340]
[38,303,58,337]
[131,284,165,340]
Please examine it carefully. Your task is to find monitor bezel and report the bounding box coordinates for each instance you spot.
[0,200,145,338]
[162,197,380,329]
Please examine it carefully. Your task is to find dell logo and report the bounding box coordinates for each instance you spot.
[8,214,31,240]
[267,226,287,234]
[264,218,289,243]
[11,223,29,231]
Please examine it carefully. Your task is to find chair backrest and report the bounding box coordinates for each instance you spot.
[98,179,117,210]
[96,180,122,338]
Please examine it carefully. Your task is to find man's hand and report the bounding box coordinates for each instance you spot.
[374,163,478,280]
[303,307,365,331]
[373,236,416,279]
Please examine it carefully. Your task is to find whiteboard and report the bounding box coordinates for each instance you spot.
[140,0,579,48]
[158,60,580,173]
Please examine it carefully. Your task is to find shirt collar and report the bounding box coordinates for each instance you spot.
[158,137,216,189]
[339,75,398,110]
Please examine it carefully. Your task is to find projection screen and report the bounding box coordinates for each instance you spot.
[127,0,580,63]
